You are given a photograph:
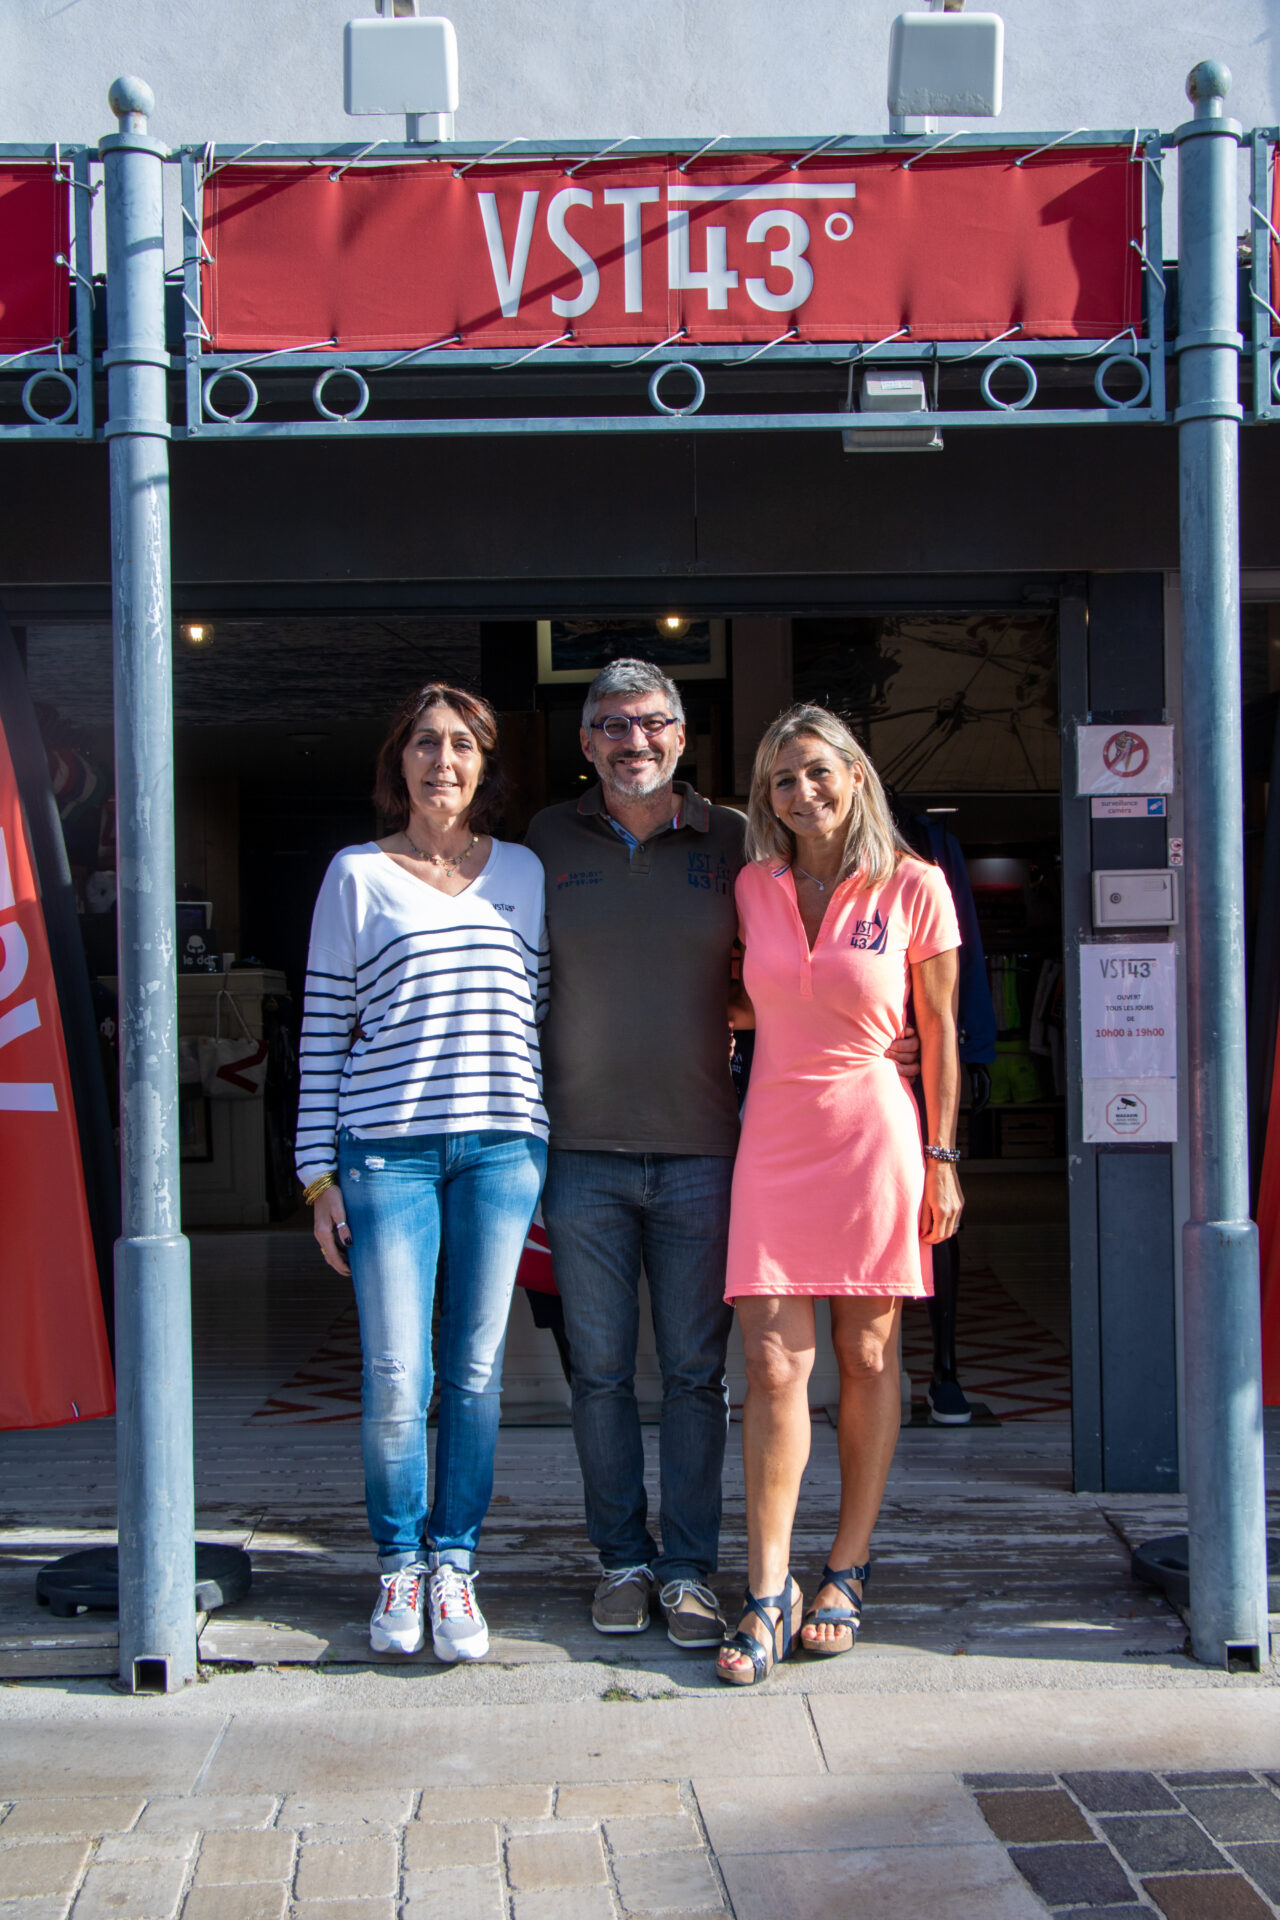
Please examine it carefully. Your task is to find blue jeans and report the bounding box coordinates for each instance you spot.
[541,1150,734,1583]
[340,1127,546,1573]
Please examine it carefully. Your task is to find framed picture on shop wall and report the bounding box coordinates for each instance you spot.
[536,619,726,684]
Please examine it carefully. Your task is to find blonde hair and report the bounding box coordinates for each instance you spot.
[745,705,908,889]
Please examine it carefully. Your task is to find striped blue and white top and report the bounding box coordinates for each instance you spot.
[294,840,549,1184]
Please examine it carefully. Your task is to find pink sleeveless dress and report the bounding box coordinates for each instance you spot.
[725,855,960,1299]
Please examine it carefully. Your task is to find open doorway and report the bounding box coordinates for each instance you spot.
[790,610,1069,1427]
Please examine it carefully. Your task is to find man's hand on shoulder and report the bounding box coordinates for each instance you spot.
[888,1024,921,1080]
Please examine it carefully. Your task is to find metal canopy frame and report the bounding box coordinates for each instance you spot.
[174,130,1170,441]
[0,145,96,442]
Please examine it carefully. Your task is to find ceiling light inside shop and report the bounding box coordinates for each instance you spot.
[180,623,214,647]
[658,616,691,639]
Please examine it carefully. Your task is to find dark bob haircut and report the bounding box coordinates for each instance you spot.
[373,683,506,835]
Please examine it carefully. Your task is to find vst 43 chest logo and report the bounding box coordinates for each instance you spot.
[687,852,730,895]
[849,909,889,953]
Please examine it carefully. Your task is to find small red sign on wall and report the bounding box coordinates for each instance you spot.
[204,147,1143,352]
[0,166,70,352]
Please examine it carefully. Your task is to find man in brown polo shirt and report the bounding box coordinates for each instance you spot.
[527,658,745,1648]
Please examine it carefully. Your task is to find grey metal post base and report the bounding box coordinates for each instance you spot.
[1183,1222,1269,1665]
[1174,60,1271,1669]
[101,76,196,1694]
[113,1236,196,1692]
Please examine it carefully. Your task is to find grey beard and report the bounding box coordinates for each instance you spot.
[600,759,673,801]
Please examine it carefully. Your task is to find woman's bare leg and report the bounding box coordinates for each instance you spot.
[802,1296,902,1651]
[716,1295,814,1676]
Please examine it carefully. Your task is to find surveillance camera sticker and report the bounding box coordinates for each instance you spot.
[1083,1077,1177,1143]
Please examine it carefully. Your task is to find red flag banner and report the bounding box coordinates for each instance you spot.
[1270,147,1280,336]
[1258,1012,1280,1405]
[205,147,1143,351]
[0,719,113,1429]
[0,165,70,352]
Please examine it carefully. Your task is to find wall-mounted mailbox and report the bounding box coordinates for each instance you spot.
[1091,869,1179,929]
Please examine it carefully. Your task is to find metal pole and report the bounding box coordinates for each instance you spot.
[101,76,196,1693]
[1175,59,1270,1668]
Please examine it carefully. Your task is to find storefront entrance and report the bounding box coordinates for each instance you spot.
[18,591,1073,1439]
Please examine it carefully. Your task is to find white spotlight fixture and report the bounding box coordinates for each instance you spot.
[888,3,1004,133]
[345,2,459,141]
[179,622,215,647]
[843,371,943,453]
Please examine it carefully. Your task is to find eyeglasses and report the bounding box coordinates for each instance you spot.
[589,713,679,741]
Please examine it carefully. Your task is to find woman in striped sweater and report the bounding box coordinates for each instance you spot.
[296,684,548,1663]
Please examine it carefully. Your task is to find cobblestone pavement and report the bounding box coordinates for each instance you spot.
[5,1756,1280,1917]
[969,1768,1280,1917]
[0,1779,728,1920]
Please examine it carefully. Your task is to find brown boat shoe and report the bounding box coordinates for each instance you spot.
[659,1578,726,1649]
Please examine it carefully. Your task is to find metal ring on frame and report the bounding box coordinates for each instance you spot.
[1271,357,1280,407]
[1093,353,1151,410]
[21,368,77,426]
[647,360,706,417]
[313,366,370,422]
[202,368,259,424]
[979,355,1038,412]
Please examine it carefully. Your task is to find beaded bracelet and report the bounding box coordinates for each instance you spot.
[922,1144,961,1164]
[302,1172,337,1207]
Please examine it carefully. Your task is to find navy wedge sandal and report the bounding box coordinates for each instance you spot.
[800,1560,869,1658]
[715,1574,802,1686]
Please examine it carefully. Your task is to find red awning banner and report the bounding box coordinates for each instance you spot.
[0,165,70,352]
[0,718,113,1430]
[204,147,1143,351]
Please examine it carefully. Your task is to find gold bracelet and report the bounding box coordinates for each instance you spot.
[302,1172,336,1207]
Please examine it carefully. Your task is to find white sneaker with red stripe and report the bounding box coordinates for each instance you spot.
[428,1563,489,1662]
[369,1564,427,1655]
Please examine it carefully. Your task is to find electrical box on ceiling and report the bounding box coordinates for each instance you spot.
[1091,869,1180,929]
[344,15,459,116]
[887,12,1005,118]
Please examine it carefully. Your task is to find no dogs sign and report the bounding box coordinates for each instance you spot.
[1076,723,1175,797]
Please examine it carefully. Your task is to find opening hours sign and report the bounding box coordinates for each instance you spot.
[203,147,1143,351]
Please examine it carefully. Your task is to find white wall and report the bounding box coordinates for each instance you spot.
[2,0,1277,151]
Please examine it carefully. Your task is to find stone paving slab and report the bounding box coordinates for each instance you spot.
[810,1686,1280,1773]
[402,1821,498,1870]
[0,1724,220,1797]
[1143,1872,1276,1918]
[1178,1787,1280,1841]
[0,1798,143,1837]
[692,1770,990,1853]
[72,1855,190,1919]
[0,1841,89,1900]
[719,1839,1047,1920]
[181,1888,288,1920]
[202,1699,821,1792]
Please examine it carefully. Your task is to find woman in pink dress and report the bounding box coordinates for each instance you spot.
[716,706,962,1685]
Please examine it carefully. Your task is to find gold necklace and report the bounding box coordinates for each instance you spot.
[404,829,479,877]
